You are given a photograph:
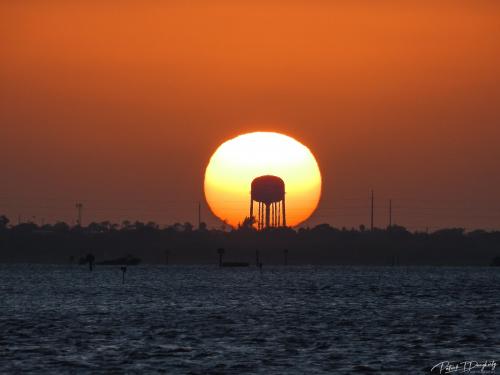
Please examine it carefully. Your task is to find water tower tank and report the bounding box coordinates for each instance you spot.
[250,175,286,229]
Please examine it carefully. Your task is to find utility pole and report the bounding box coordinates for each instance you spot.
[370,189,374,231]
[198,202,201,229]
[75,203,83,227]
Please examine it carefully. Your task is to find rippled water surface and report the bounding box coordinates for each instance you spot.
[1,265,499,374]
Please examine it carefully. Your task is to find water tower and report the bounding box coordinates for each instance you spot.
[250,175,286,229]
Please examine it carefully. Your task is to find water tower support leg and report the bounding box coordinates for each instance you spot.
[265,203,270,228]
[282,197,286,227]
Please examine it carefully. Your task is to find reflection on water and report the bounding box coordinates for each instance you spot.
[1,265,499,373]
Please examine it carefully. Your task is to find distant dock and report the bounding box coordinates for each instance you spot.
[221,262,249,267]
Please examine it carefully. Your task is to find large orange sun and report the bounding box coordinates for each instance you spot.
[204,132,322,227]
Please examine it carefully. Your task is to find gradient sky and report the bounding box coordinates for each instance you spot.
[1,1,499,230]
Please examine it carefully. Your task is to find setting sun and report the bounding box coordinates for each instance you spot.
[204,132,322,228]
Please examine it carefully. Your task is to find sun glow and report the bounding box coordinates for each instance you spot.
[204,132,322,227]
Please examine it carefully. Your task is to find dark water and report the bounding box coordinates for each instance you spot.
[1,265,499,374]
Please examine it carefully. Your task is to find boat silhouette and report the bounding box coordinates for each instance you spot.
[96,255,141,266]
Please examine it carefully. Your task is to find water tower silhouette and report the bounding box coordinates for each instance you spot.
[250,175,286,229]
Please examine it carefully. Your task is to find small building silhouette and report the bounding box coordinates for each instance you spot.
[250,175,286,229]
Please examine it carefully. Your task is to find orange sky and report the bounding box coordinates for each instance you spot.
[1,1,499,230]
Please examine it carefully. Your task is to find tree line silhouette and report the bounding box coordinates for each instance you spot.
[0,214,499,266]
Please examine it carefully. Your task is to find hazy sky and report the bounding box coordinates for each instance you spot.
[1,1,499,230]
